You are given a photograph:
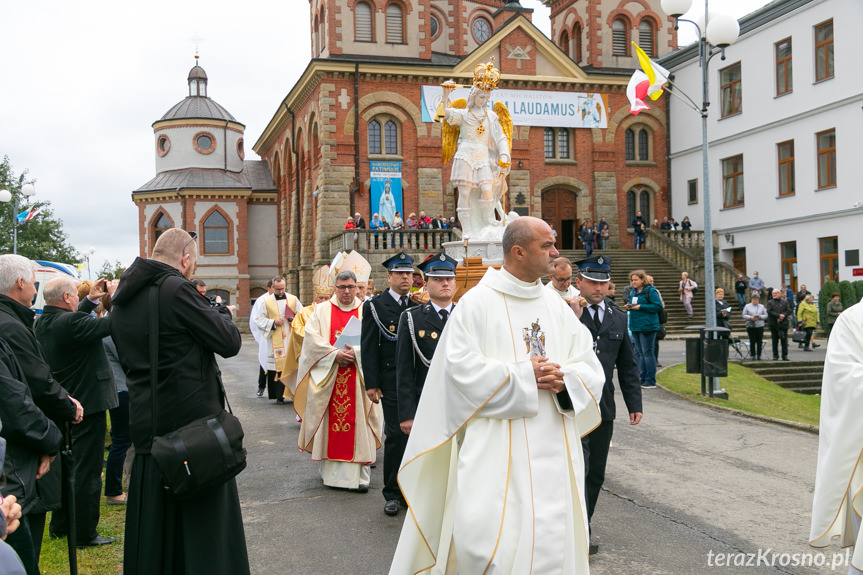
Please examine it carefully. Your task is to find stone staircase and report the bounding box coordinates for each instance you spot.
[737,360,824,395]
[557,248,744,338]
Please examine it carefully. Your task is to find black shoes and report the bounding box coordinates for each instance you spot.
[256,388,264,397]
[384,500,401,516]
[77,535,116,548]
[782,357,790,361]
[589,540,599,555]
[350,485,369,494]
[813,343,821,348]
[276,398,286,404]
[803,348,813,352]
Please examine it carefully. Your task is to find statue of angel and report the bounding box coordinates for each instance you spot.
[439,59,514,239]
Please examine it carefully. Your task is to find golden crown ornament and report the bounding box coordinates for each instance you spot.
[473,58,501,91]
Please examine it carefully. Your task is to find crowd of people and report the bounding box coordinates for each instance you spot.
[344,210,460,231]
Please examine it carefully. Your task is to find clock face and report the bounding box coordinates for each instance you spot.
[473,18,491,43]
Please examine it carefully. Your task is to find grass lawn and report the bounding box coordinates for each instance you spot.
[657,362,821,427]
[38,497,125,575]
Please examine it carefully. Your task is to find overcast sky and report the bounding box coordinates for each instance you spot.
[0,0,768,273]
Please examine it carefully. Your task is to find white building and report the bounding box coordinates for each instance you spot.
[663,0,863,293]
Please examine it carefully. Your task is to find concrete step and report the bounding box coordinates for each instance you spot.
[786,386,822,395]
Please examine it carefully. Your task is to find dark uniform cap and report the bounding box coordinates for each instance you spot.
[417,253,457,278]
[574,255,612,282]
[382,252,415,272]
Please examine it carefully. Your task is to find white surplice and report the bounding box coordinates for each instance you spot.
[810,298,863,571]
[545,280,580,301]
[389,266,605,575]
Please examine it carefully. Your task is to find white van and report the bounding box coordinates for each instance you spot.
[32,260,80,314]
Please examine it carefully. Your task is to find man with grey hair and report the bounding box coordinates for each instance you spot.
[108,228,249,574]
[389,217,604,574]
[0,254,83,568]
[34,276,117,547]
[296,270,380,492]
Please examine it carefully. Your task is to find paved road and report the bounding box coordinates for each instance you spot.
[222,336,838,575]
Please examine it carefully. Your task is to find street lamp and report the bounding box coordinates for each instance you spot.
[86,247,95,280]
[662,0,739,329]
[0,178,37,254]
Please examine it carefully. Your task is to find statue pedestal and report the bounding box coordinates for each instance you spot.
[444,240,503,301]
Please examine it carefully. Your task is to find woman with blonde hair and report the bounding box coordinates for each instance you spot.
[678,272,697,318]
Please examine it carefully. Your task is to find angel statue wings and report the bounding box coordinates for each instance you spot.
[438,58,515,239]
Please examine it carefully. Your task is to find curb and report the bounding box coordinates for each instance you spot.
[655,364,820,435]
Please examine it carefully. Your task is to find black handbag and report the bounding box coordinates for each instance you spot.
[147,277,247,500]
[792,326,807,343]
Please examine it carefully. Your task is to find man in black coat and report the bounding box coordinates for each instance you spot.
[0,254,83,565]
[354,212,367,229]
[34,277,117,547]
[109,228,249,575]
[0,338,63,575]
[766,288,793,361]
[395,254,456,435]
[571,256,642,556]
[361,252,414,516]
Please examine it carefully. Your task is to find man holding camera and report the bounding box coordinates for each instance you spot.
[253,277,302,403]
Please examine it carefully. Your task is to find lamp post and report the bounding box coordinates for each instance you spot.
[86,247,95,280]
[662,0,739,329]
[0,178,37,255]
[663,0,738,398]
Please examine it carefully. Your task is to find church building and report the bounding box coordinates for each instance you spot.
[256,0,678,302]
[132,58,280,318]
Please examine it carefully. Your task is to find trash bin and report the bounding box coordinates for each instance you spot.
[685,339,702,374]
[702,327,730,378]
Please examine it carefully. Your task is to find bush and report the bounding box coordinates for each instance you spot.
[819,280,840,322]
[853,280,863,303]
[839,281,856,311]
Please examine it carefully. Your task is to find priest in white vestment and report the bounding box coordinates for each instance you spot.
[249,279,274,396]
[810,298,863,574]
[546,256,580,302]
[389,217,605,575]
[253,277,302,402]
[296,270,382,491]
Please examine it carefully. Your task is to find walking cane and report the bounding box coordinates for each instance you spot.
[61,421,78,575]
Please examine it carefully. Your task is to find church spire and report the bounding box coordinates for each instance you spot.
[188,52,208,97]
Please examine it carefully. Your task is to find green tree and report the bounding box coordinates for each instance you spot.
[819,279,840,323]
[97,259,127,280]
[0,156,79,262]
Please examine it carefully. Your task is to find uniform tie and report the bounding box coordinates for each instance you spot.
[591,304,602,331]
[399,295,408,309]
[439,309,449,326]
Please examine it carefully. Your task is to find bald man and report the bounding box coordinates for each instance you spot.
[109,229,250,575]
[390,217,605,574]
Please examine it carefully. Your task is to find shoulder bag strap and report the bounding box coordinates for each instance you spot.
[149,276,167,443]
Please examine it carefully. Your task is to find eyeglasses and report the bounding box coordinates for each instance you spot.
[552,276,571,283]
[334,285,357,291]
[182,231,198,256]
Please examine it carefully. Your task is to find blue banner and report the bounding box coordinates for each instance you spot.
[369,162,402,228]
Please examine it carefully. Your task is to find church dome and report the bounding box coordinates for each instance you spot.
[157,58,239,123]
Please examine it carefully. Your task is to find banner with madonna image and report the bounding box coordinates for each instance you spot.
[369,162,402,228]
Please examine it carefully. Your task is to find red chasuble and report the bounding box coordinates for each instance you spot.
[327,305,360,461]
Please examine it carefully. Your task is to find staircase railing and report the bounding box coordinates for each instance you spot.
[329,229,460,255]
[645,229,739,295]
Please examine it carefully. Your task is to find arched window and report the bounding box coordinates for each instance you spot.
[574,23,583,63]
[638,129,649,160]
[557,129,570,159]
[368,120,381,154]
[613,18,629,56]
[314,15,320,55]
[384,120,398,154]
[311,123,320,166]
[639,20,655,57]
[355,2,373,42]
[154,212,172,242]
[639,189,651,223]
[625,128,635,160]
[544,128,555,158]
[368,115,400,156]
[626,190,636,226]
[203,210,230,254]
[386,3,404,44]
[560,30,570,57]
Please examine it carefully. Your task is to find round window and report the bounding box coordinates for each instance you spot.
[156,135,171,157]
[193,131,217,155]
[430,15,440,39]
[472,17,491,43]
[237,138,245,160]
